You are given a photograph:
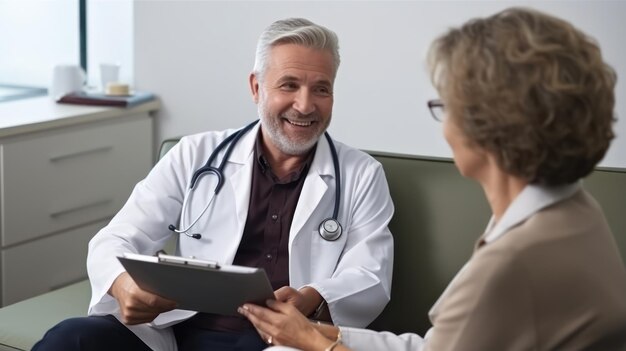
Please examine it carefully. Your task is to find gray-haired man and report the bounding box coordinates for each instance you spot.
[34,18,394,351]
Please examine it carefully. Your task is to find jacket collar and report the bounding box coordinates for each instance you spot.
[482,181,581,244]
[225,121,259,165]
[309,133,336,178]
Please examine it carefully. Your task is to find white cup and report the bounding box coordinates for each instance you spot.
[50,64,85,100]
[100,63,121,92]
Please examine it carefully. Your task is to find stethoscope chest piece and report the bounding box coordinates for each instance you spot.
[319,218,342,241]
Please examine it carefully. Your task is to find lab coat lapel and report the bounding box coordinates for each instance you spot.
[290,135,334,244]
[226,123,259,234]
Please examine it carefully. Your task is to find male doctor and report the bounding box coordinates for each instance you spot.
[33,18,394,351]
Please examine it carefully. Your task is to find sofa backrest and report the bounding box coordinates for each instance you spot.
[367,151,626,335]
[159,139,626,335]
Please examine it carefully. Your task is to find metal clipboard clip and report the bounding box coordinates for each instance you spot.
[157,252,220,269]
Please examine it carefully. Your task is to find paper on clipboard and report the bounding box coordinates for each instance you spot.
[117,253,275,316]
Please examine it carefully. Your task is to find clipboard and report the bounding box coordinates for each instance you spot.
[117,253,274,316]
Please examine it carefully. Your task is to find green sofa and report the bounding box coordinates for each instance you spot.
[1,141,624,350]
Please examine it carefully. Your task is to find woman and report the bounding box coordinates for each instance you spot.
[239,7,626,350]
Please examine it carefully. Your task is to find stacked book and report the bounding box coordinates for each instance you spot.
[57,91,155,108]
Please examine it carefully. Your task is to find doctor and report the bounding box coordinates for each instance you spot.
[33,17,394,351]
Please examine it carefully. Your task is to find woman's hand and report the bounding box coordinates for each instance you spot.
[238,299,336,350]
[109,272,177,325]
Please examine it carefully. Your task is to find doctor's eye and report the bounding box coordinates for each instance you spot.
[313,85,333,97]
[279,82,299,91]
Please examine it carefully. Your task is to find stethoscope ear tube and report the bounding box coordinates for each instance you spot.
[168,224,202,239]
[169,121,260,237]
[322,132,342,241]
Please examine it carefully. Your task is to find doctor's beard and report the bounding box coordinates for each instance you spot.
[257,98,330,156]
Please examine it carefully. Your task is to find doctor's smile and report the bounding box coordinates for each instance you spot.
[284,118,314,127]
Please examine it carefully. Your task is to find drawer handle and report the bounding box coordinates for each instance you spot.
[49,277,88,292]
[49,199,113,218]
[49,146,113,163]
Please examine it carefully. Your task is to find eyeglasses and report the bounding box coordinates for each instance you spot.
[427,99,445,122]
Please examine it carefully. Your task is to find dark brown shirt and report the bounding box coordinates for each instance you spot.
[179,130,315,332]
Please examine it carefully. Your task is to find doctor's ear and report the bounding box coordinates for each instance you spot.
[249,73,260,103]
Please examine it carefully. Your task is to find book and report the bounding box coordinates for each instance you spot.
[57,90,155,108]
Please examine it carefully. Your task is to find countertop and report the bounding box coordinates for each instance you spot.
[0,96,160,138]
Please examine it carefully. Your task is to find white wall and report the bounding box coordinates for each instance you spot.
[87,0,134,90]
[134,0,626,168]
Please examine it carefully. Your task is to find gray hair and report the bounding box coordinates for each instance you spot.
[253,18,340,81]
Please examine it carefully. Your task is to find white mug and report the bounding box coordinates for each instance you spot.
[100,63,121,92]
[50,64,85,100]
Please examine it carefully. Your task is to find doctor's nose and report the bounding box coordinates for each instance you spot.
[292,91,316,116]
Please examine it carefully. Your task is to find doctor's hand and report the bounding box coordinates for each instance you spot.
[109,272,177,325]
[274,286,323,317]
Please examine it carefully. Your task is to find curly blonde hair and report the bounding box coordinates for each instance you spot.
[428,7,616,185]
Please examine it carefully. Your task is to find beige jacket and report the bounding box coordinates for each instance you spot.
[341,190,626,350]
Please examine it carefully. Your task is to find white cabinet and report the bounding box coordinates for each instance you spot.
[1,220,109,305]
[0,101,156,306]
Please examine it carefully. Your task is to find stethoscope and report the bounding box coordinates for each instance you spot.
[168,120,343,242]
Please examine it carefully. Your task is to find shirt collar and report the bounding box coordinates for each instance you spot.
[253,129,316,183]
[483,181,581,244]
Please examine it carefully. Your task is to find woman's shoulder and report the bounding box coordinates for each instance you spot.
[476,188,624,290]
[493,189,612,252]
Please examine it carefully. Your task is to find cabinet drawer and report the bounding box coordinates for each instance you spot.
[1,116,152,247]
[1,220,108,306]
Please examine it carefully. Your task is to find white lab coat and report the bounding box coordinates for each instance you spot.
[86,123,394,350]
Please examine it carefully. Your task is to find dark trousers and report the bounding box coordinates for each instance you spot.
[32,315,267,351]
